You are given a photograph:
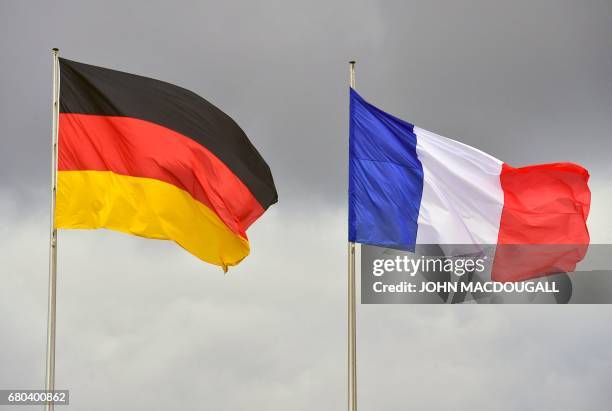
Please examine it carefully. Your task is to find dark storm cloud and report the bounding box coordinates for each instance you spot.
[1,0,611,210]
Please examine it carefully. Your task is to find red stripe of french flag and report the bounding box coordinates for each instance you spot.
[494,162,590,282]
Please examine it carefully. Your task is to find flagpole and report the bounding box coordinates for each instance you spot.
[45,47,60,411]
[348,60,357,411]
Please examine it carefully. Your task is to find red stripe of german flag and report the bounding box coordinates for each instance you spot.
[56,58,277,270]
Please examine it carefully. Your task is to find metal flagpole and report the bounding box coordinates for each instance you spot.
[348,60,357,411]
[45,47,60,411]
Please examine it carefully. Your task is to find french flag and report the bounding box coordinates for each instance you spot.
[348,89,591,282]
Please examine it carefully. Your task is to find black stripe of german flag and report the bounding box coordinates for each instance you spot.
[56,58,277,270]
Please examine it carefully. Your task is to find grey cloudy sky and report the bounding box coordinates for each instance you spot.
[1,0,611,410]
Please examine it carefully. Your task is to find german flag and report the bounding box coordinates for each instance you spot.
[56,58,277,270]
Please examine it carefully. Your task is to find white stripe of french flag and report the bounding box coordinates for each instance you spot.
[414,126,505,245]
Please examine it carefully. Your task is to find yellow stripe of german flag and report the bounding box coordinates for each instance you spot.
[57,171,250,270]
